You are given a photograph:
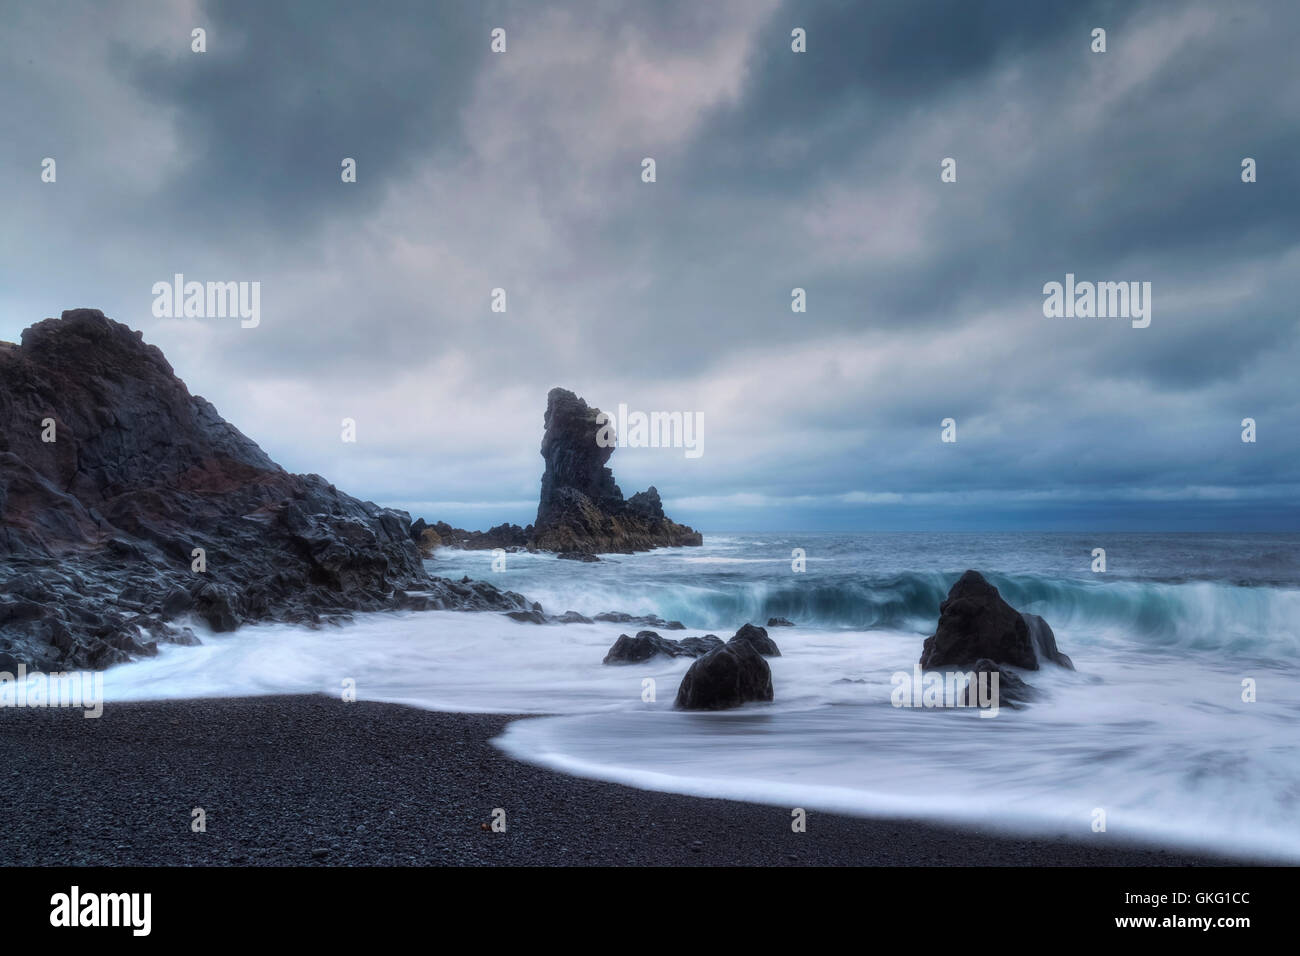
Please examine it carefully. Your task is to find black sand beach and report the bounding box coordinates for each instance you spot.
[0,694,1270,867]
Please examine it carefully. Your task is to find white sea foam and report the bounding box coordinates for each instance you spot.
[100,604,1300,861]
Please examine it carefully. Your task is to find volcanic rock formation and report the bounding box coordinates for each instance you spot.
[0,309,532,671]
[421,387,701,556]
[530,388,701,553]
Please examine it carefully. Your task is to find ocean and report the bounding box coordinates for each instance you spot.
[99,532,1300,860]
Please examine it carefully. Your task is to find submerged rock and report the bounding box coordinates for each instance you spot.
[766,616,795,627]
[505,609,547,625]
[957,659,1037,709]
[674,640,774,710]
[592,611,685,631]
[602,630,722,665]
[1022,612,1074,669]
[499,607,699,629]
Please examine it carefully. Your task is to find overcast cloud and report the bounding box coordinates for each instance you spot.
[1,0,1296,531]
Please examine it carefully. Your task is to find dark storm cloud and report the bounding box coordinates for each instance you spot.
[1,0,1296,529]
[690,0,1130,183]
[122,0,485,239]
[614,0,1300,378]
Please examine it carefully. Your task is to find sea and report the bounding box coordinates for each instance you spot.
[99,532,1300,860]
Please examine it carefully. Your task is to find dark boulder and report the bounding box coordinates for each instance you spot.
[603,630,721,665]
[919,571,1038,670]
[766,616,795,627]
[603,631,671,665]
[505,609,547,625]
[191,581,239,633]
[161,587,194,617]
[728,622,781,657]
[593,612,685,631]
[957,658,1037,708]
[674,640,774,710]
[677,635,725,657]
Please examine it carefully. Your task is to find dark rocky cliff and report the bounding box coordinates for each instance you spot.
[0,309,530,671]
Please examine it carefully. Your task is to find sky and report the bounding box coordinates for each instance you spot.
[1,0,1296,532]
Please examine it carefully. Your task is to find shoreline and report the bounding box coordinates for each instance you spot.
[0,693,1279,867]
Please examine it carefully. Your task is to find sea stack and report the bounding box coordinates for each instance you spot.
[529,388,702,554]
